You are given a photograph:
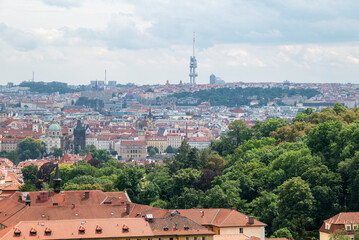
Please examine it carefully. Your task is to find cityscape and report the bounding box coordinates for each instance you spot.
[1,1,359,240]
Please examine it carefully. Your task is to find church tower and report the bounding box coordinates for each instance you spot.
[74,119,86,150]
[0,104,8,123]
[53,165,62,194]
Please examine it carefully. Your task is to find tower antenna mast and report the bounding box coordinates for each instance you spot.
[189,32,198,85]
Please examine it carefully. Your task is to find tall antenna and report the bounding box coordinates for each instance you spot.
[189,32,198,85]
[105,69,107,84]
[193,32,195,57]
[32,72,34,82]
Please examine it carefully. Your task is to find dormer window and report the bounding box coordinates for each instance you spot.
[96,225,102,233]
[79,226,85,234]
[346,225,351,231]
[14,228,21,237]
[30,227,37,236]
[122,224,129,233]
[354,225,358,230]
[45,227,52,235]
[325,224,330,230]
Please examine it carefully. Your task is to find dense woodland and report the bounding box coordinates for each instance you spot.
[170,87,320,106]
[20,103,359,239]
[19,81,77,94]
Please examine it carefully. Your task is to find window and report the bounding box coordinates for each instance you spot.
[202,237,206,240]
[354,225,358,230]
[346,225,351,231]
[240,228,243,233]
[325,224,330,230]
[194,237,197,240]
[186,237,190,240]
[170,238,173,240]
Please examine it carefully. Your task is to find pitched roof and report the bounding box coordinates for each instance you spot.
[177,209,266,227]
[324,212,359,224]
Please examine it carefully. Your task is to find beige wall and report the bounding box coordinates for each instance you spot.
[213,227,264,240]
[320,232,354,240]
[82,235,213,240]
[320,232,330,240]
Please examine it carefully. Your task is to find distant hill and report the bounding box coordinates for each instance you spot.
[170,87,320,107]
[20,81,77,94]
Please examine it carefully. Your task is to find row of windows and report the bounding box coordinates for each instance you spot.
[345,225,358,231]
[127,155,144,158]
[129,237,206,240]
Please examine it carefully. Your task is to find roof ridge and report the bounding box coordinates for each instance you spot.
[210,209,220,225]
[221,209,235,224]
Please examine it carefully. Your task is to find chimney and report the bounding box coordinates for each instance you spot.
[232,206,236,210]
[248,216,254,224]
[53,165,62,194]
[84,191,90,199]
[126,202,130,215]
[200,211,204,217]
[25,194,31,206]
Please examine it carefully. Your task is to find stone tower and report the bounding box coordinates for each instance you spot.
[74,119,86,150]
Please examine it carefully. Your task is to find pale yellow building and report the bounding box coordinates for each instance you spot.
[177,209,266,240]
[146,136,168,153]
[320,212,359,240]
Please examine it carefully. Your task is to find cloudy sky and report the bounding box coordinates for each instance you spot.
[1,0,359,85]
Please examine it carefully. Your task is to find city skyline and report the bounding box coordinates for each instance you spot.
[1,0,359,85]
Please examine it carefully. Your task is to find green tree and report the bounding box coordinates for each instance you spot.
[330,231,350,240]
[252,118,288,139]
[271,228,292,238]
[171,168,202,196]
[277,177,314,227]
[227,120,252,147]
[206,154,225,171]
[7,150,19,164]
[115,167,144,201]
[90,149,113,162]
[176,187,203,209]
[19,181,37,192]
[250,191,279,235]
[17,137,45,162]
[165,145,175,153]
[52,147,63,158]
[22,164,38,184]
[150,199,167,209]
[149,148,156,157]
[138,182,161,205]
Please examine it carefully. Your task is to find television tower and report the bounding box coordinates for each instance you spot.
[189,32,198,85]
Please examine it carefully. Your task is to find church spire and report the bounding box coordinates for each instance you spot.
[53,164,62,193]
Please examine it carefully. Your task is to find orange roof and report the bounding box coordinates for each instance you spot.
[177,209,266,227]
[121,140,146,147]
[214,234,251,240]
[324,212,359,224]
[0,218,154,240]
[187,137,211,142]
[233,108,245,114]
[84,152,93,161]
[62,153,70,161]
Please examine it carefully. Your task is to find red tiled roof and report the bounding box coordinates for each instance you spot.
[121,140,146,147]
[177,209,266,227]
[233,108,245,114]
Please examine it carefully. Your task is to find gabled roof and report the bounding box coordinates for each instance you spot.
[177,209,266,227]
[324,212,359,224]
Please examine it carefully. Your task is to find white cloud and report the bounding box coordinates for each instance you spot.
[1,0,359,84]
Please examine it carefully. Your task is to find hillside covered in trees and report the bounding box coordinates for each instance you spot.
[20,81,77,94]
[21,103,359,239]
[170,87,320,106]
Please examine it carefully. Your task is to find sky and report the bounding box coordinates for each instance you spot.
[1,0,359,85]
